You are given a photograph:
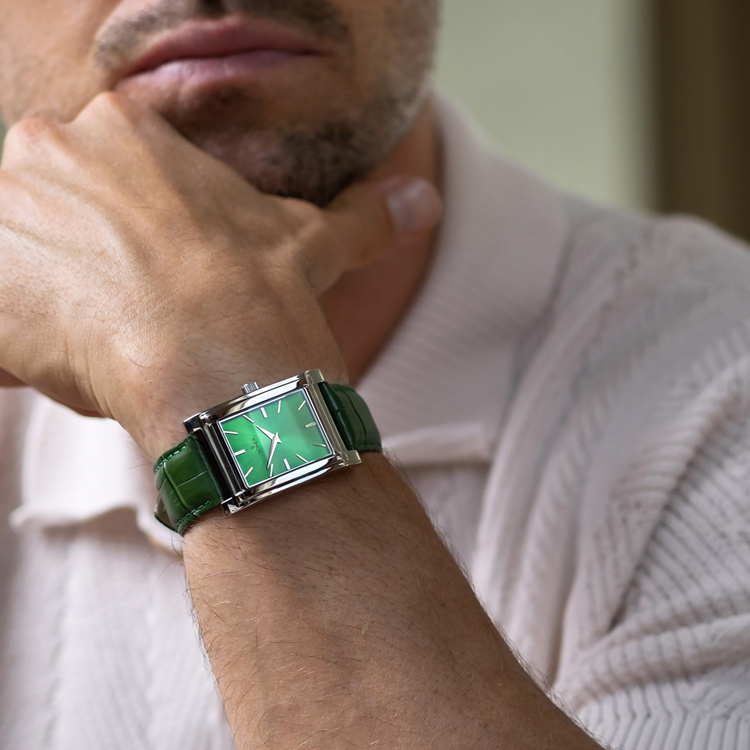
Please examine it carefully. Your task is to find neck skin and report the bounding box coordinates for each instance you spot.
[319,93,442,386]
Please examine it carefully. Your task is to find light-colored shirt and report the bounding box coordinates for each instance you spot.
[1,95,749,749]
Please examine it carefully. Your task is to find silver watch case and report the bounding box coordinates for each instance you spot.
[183,369,362,516]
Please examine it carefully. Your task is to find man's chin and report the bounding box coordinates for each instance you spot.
[126,81,420,206]
[168,117,374,206]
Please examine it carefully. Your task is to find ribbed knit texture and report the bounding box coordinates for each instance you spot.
[1,97,749,748]
[470,207,750,748]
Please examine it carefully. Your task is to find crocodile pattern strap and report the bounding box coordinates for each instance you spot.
[318,382,382,452]
[153,381,381,535]
[154,435,226,535]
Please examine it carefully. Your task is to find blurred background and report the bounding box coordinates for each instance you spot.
[1,0,749,240]
[437,0,654,211]
[437,0,750,242]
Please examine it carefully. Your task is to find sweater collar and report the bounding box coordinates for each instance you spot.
[358,92,567,440]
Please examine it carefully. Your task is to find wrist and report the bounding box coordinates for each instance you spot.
[182,449,388,540]
[130,361,350,461]
[131,378,239,461]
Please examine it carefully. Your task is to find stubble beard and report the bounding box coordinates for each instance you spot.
[157,3,438,207]
[166,68,432,207]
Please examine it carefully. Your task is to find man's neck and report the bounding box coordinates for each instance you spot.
[320,95,441,386]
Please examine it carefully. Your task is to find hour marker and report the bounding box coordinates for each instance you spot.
[305,422,315,429]
[234,449,246,456]
[244,415,255,424]
[244,467,254,479]
[283,459,291,472]
[224,430,238,436]
[313,443,327,448]
[298,401,307,411]
[261,407,268,419]
[277,400,282,414]
[296,454,308,463]
[269,464,274,477]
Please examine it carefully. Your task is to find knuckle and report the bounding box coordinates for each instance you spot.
[288,207,332,260]
[301,209,330,243]
[287,199,328,240]
[3,116,63,156]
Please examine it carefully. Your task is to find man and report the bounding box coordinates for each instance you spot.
[0,1,748,748]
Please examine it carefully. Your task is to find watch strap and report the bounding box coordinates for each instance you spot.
[317,382,382,453]
[154,435,226,535]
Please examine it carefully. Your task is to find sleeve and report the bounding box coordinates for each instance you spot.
[564,350,750,750]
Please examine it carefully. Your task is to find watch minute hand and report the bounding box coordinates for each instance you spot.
[267,434,280,468]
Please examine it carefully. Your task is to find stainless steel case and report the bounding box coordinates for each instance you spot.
[183,369,362,515]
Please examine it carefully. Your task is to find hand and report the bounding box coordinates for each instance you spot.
[266,433,281,469]
[255,424,276,441]
[0,93,441,458]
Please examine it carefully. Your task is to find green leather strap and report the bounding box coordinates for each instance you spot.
[154,381,381,535]
[317,382,382,452]
[154,435,227,535]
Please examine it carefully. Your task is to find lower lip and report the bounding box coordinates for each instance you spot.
[120,49,318,90]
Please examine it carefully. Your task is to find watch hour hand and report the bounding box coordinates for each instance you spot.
[255,424,275,441]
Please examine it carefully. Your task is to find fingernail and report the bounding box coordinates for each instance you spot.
[383,178,442,236]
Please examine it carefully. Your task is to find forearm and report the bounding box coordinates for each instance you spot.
[181,453,601,749]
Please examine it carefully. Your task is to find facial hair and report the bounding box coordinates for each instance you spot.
[95,0,438,206]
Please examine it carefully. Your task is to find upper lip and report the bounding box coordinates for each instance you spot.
[117,18,322,81]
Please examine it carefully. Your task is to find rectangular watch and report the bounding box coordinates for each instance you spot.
[153,369,382,535]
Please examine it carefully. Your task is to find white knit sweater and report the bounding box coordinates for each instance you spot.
[1,96,749,749]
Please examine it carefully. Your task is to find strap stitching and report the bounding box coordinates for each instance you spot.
[154,441,190,474]
[175,497,219,532]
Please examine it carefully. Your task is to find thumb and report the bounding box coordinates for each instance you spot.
[316,176,442,289]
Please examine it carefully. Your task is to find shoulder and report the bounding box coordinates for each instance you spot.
[519,199,750,449]
[478,195,750,691]
[557,199,750,324]
[538,204,750,719]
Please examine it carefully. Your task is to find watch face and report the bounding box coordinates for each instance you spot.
[218,389,333,488]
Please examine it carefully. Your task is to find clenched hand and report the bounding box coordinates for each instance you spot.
[0,93,440,458]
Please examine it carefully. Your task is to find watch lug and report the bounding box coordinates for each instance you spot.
[305,369,325,385]
[183,414,204,433]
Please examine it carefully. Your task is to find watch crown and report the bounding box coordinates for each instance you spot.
[242,382,260,395]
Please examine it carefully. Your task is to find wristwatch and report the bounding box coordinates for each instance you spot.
[153,369,382,535]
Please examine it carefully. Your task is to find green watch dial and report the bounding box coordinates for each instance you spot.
[219,388,333,487]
